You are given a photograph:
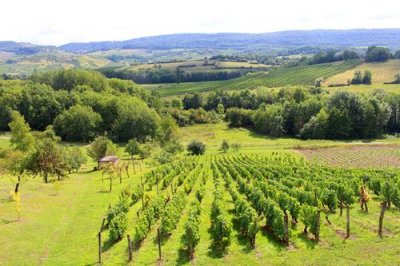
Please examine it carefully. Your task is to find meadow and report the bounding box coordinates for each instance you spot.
[325,59,400,86]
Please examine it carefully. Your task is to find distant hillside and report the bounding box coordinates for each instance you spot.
[0,41,54,55]
[60,29,400,53]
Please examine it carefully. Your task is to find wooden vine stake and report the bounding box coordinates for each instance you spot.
[98,231,102,264]
[346,205,350,239]
[157,228,162,260]
[379,201,387,238]
[127,234,133,262]
[283,212,289,246]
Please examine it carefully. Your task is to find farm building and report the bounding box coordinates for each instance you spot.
[98,156,119,167]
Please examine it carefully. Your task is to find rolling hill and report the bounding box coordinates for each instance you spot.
[145,60,362,96]
[60,29,400,53]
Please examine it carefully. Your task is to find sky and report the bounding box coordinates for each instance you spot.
[3,0,400,45]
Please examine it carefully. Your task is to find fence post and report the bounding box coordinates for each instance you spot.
[127,234,133,262]
[157,228,162,260]
[98,231,102,263]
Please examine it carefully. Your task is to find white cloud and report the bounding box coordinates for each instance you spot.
[2,0,400,45]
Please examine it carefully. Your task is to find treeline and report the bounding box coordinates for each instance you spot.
[175,87,400,139]
[99,67,242,84]
[0,69,173,143]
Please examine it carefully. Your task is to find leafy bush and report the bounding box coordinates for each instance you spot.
[187,140,206,155]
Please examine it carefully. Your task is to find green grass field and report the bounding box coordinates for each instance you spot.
[144,60,361,96]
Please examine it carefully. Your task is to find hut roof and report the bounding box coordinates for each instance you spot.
[99,156,119,163]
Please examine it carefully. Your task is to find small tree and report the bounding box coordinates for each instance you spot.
[8,111,34,152]
[125,139,141,160]
[231,142,241,152]
[25,136,69,183]
[220,140,229,153]
[362,70,372,84]
[87,136,118,168]
[314,77,324,88]
[187,140,206,155]
[351,70,363,84]
[217,104,225,115]
[65,147,86,173]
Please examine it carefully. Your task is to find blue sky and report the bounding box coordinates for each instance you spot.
[3,0,400,45]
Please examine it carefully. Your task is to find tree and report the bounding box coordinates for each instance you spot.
[187,140,206,155]
[87,136,118,168]
[220,140,229,153]
[158,115,177,144]
[171,98,183,109]
[326,107,352,139]
[8,111,34,152]
[314,77,324,88]
[253,105,285,137]
[366,46,391,62]
[125,139,141,160]
[299,109,328,139]
[362,70,372,84]
[231,142,241,152]
[217,103,225,115]
[25,137,68,183]
[65,147,86,173]
[53,105,102,142]
[111,99,160,142]
[351,70,363,84]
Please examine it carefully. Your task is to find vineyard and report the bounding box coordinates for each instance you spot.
[145,60,361,96]
[99,152,400,265]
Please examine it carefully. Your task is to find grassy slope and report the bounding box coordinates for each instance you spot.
[0,151,146,265]
[325,59,400,85]
[2,124,400,265]
[176,123,400,153]
[144,60,361,96]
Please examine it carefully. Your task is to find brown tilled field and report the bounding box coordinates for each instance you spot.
[295,144,400,168]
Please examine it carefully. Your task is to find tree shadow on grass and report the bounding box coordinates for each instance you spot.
[231,217,254,254]
[0,218,17,225]
[102,237,119,252]
[176,247,191,265]
[260,225,285,252]
[296,231,317,249]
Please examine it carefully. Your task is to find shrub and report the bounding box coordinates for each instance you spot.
[187,140,206,155]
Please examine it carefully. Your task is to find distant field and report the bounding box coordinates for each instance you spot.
[325,59,400,86]
[296,145,400,168]
[146,60,361,96]
[126,59,269,72]
[176,123,400,153]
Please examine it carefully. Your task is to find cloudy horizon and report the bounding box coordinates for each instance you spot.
[3,0,400,45]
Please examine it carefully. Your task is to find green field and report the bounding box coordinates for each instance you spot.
[145,60,362,96]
